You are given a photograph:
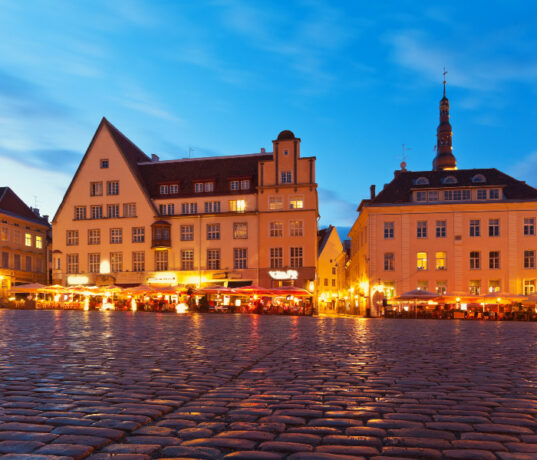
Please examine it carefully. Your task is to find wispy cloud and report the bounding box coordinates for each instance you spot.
[116,85,184,124]
[509,151,537,188]
[318,187,358,227]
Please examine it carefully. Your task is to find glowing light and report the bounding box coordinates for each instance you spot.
[359,281,369,293]
[497,297,501,303]
[131,298,137,312]
[461,303,468,310]
[83,298,89,311]
[456,297,460,302]
[67,275,89,285]
[269,270,298,280]
[176,303,188,314]
[403,306,409,311]
[147,272,178,285]
[100,260,110,274]
[308,281,315,292]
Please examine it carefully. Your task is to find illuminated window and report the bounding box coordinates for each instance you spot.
[36,236,42,249]
[269,196,283,210]
[290,247,303,268]
[233,223,248,239]
[384,253,394,271]
[110,228,122,244]
[489,251,500,269]
[1,227,8,241]
[132,227,145,243]
[436,220,446,238]
[290,220,303,237]
[436,251,446,270]
[489,280,501,293]
[206,224,220,240]
[90,182,103,196]
[417,280,428,291]
[124,203,136,217]
[67,254,79,274]
[417,221,427,238]
[523,279,536,295]
[436,281,447,295]
[270,248,283,268]
[155,250,168,271]
[75,206,86,220]
[470,251,481,269]
[181,249,194,270]
[289,196,304,209]
[524,218,535,236]
[107,181,119,195]
[417,252,427,270]
[180,225,194,241]
[66,230,79,246]
[207,249,220,270]
[469,279,481,295]
[25,233,32,247]
[88,229,100,245]
[270,222,283,237]
[107,204,120,218]
[132,251,145,272]
[384,222,394,239]
[234,248,247,269]
[110,252,123,272]
[229,200,246,212]
[88,253,100,273]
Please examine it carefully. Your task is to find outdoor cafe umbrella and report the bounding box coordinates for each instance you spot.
[124,284,157,294]
[233,285,273,296]
[196,285,236,295]
[271,286,313,297]
[481,292,525,304]
[9,283,45,293]
[393,289,438,301]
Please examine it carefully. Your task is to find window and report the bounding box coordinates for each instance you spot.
[384,222,394,239]
[132,227,145,243]
[289,196,304,209]
[240,180,250,190]
[25,256,32,272]
[67,254,79,273]
[280,171,292,184]
[415,176,429,185]
[331,279,336,287]
[75,206,86,220]
[270,248,283,268]
[436,281,447,295]
[234,248,248,269]
[417,280,428,291]
[442,175,457,184]
[416,191,427,202]
[444,190,471,201]
[205,182,214,192]
[324,278,328,286]
[436,221,446,238]
[417,221,427,238]
[195,183,203,192]
[269,196,283,210]
[88,253,100,273]
[384,252,394,271]
[88,229,100,245]
[470,280,481,295]
[160,184,169,195]
[36,236,42,249]
[489,251,500,269]
[13,254,20,271]
[204,201,221,213]
[169,184,179,194]
[290,247,303,268]
[207,249,220,270]
[108,204,120,218]
[107,181,119,195]
[523,279,536,295]
[159,204,174,215]
[195,182,215,193]
[181,203,197,214]
[470,220,480,237]
[489,219,500,237]
[524,218,535,236]
[91,205,103,219]
[233,223,248,239]
[132,251,145,272]
[435,251,447,270]
[153,226,170,241]
[36,256,42,273]
[428,191,439,201]
[124,203,136,217]
[66,230,79,246]
[472,174,486,184]
[110,252,123,272]
[229,200,246,212]
[332,267,336,275]
[290,220,303,237]
[90,182,103,196]
[283,149,289,156]
[180,225,194,241]
[417,252,427,270]
[25,233,32,247]
[207,224,220,240]
[470,251,481,269]
[110,228,122,244]
[524,250,535,269]
[477,189,487,200]
[181,249,194,270]
[100,159,109,169]
[1,227,8,241]
[270,222,283,237]
[230,180,240,191]
[489,189,500,199]
[489,280,501,293]
[155,250,168,271]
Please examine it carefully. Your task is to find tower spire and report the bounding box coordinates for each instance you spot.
[433,67,457,171]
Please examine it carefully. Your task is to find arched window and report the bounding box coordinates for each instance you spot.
[472,174,486,184]
[414,176,429,185]
[442,175,457,185]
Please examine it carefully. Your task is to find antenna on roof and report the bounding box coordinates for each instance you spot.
[402,144,411,163]
[188,147,195,159]
[33,196,39,208]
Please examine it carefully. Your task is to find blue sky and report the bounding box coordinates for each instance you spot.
[1,1,537,231]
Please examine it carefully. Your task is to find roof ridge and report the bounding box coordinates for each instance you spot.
[138,152,273,165]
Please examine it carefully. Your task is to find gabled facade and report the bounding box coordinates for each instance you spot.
[316,225,346,313]
[52,119,318,291]
[0,187,50,297]
[348,85,537,316]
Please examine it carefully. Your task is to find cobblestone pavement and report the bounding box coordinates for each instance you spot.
[0,311,537,460]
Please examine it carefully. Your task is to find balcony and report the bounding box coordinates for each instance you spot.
[151,220,171,249]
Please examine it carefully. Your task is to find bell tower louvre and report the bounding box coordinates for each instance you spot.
[433,68,457,171]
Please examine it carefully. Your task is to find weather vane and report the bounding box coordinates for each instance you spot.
[443,66,448,96]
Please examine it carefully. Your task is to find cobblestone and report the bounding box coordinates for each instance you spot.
[1,311,537,459]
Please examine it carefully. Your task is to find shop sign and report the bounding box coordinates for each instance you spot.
[269,269,298,280]
[67,275,89,285]
[147,273,178,285]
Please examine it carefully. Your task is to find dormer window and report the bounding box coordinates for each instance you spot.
[472,174,486,184]
[240,179,250,190]
[169,184,179,194]
[414,176,429,185]
[160,185,169,195]
[442,175,457,185]
[195,182,214,193]
[230,180,240,191]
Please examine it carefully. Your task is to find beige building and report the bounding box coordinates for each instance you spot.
[348,84,537,316]
[0,187,50,298]
[317,226,346,313]
[52,119,318,291]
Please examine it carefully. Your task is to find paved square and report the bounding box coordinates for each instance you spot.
[0,311,536,459]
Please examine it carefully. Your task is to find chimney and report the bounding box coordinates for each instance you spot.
[43,215,49,223]
[261,148,266,154]
[151,154,159,162]
[370,185,376,199]
[31,207,40,217]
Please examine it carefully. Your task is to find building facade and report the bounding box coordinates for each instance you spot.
[0,187,50,298]
[52,119,318,291]
[317,226,347,313]
[348,84,537,316]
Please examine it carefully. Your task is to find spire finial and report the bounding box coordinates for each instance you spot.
[442,66,448,97]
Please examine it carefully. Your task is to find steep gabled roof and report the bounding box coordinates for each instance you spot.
[0,187,50,227]
[318,225,335,254]
[370,168,537,205]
